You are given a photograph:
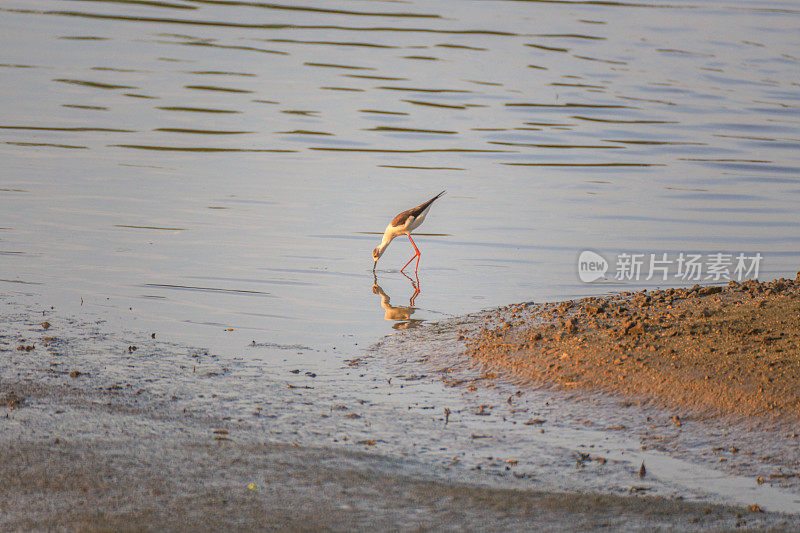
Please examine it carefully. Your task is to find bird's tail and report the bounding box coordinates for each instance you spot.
[417,190,446,212]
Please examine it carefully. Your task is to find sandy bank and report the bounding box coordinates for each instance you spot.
[2,379,780,531]
[466,274,800,421]
[2,297,795,530]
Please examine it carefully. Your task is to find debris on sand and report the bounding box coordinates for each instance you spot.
[466,276,800,420]
[0,391,23,409]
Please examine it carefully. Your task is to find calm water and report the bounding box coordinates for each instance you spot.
[1,0,799,359]
[2,0,800,511]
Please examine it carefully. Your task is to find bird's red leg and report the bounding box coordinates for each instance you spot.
[400,234,421,272]
[400,254,416,272]
[409,234,422,274]
[407,234,420,255]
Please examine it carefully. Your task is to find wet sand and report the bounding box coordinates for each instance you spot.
[466,274,800,422]
[2,286,800,529]
[0,379,785,531]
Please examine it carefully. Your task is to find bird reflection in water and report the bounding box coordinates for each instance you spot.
[372,272,424,330]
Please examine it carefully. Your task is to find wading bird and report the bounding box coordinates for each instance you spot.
[372,191,445,273]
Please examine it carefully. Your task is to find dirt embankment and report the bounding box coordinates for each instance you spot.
[466,274,800,421]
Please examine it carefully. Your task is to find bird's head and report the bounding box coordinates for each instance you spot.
[372,246,383,262]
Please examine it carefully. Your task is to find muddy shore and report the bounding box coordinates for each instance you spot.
[0,379,787,531]
[3,288,800,530]
[466,275,800,422]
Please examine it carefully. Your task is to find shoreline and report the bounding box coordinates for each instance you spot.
[466,274,800,422]
[2,285,800,529]
[0,375,787,530]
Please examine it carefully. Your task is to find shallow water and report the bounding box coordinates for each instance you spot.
[1,0,800,512]
[2,0,799,352]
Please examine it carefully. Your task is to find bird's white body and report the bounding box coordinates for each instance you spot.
[375,203,431,254]
[372,191,445,271]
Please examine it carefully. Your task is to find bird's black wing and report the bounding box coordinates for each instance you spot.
[390,190,445,227]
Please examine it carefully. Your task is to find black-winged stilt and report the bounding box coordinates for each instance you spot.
[372,190,445,273]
